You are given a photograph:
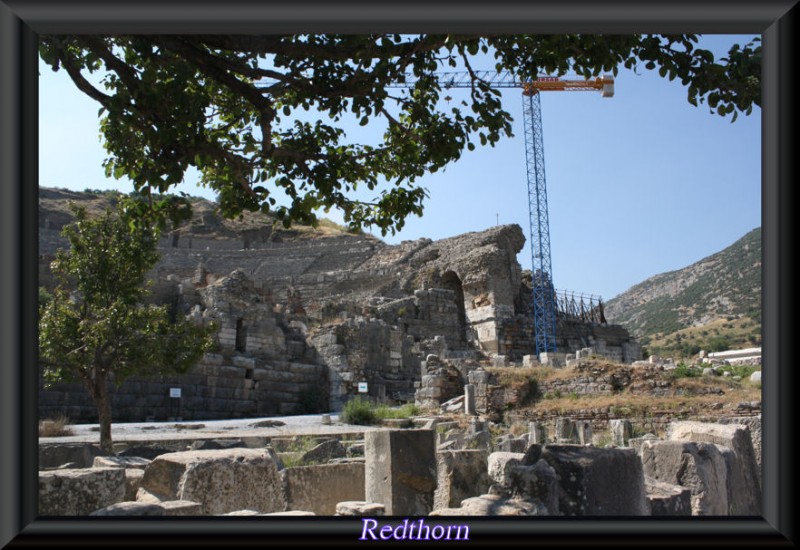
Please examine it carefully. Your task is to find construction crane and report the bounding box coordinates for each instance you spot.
[257,70,614,358]
[388,71,614,358]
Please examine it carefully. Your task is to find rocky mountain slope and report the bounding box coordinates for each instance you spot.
[604,228,761,356]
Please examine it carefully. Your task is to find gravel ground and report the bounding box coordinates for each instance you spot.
[40,414,385,445]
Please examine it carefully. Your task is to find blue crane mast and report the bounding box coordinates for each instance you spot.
[389,71,614,358]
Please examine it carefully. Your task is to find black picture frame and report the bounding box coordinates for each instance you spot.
[1,1,795,546]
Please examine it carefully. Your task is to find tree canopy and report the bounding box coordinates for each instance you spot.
[39,34,760,235]
[38,204,214,451]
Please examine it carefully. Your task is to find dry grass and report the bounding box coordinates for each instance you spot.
[521,383,760,417]
[39,414,74,437]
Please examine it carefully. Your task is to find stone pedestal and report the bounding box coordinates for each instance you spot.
[464,384,476,416]
[365,429,437,515]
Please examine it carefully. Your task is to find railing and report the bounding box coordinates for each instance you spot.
[554,289,606,324]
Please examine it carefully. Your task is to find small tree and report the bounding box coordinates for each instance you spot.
[39,203,214,452]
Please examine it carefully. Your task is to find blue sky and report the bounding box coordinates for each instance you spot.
[39,35,761,301]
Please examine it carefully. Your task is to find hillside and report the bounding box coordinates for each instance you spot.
[604,228,761,358]
[39,186,363,241]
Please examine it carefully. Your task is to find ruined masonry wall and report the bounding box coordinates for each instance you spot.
[39,353,326,423]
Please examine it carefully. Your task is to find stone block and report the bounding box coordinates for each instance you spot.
[39,467,126,515]
[464,384,476,416]
[640,440,728,516]
[644,477,692,516]
[93,456,151,470]
[299,439,346,464]
[487,452,525,486]
[366,429,437,515]
[434,450,491,510]
[39,443,108,470]
[430,494,547,516]
[535,445,649,516]
[555,417,577,443]
[666,421,761,515]
[140,448,286,515]
[282,463,365,515]
[610,419,633,447]
[335,501,385,516]
[124,468,145,501]
[160,500,203,516]
[90,502,166,516]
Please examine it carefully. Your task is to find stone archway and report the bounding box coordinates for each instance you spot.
[441,271,467,343]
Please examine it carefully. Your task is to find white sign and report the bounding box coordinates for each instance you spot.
[169,388,182,398]
[357,382,368,393]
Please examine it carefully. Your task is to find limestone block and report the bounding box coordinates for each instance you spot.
[535,445,649,516]
[335,501,385,516]
[644,477,692,516]
[629,433,658,456]
[282,463,365,515]
[93,456,151,470]
[124,468,145,501]
[90,502,166,516]
[39,467,126,515]
[366,429,437,515]
[140,448,286,515]
[719,415,762,485]
[610,419,633,447]
[160,500,203,516]
[555,417,577,443]
[299,439,346,464]
[39,443,107,470]
[666,421,761,515]
[434,450,491,510]
[487,452,525,486]
[640,440,728,516]
[429,494,548,516]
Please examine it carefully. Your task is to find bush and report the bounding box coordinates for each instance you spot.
[340,397,377,425]
[341,398,420,425]
[39,414,74,437]
[374,403,420,420]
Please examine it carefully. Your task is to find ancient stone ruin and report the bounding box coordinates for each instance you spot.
[39,188,641,421]
[38,416,761,517]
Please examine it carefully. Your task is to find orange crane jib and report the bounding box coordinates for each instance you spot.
[522,76,615,97]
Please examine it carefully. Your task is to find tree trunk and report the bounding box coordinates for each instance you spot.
[94,375,114,454]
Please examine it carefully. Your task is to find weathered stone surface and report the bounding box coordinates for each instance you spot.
[124,468,145,501]
[160,500,203,516]
[93,456,151,470]
[189,439,248,451]
[434,450,491,510]
[39,467,126,515]
[429,494,548,516]
[667,421,761,515]
[629,433,658,456]
[719,415,762,485]
[117,446,174,460]
[366,429,437,515]
[39,443,108,470]
[610,419,633,447]
[535,445,649,516]
[644,477,692,516]
[90,502,166,516]
[640,440,728,516]
[492,448,560,515]
[139,448,285,515]
[335,501,386,516]
[299,439,346,464]
[282,463,365,515]
[487,452,524,486]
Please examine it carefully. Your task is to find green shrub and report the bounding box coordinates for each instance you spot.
[374,403,420,420]
[341,397,377,425]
